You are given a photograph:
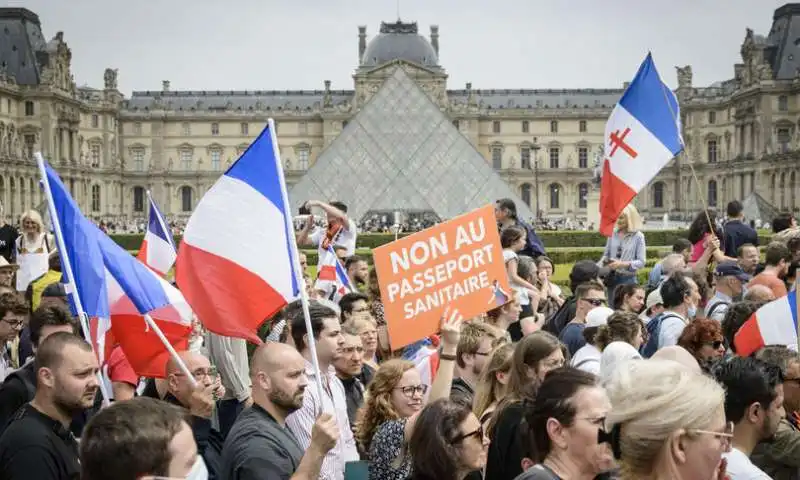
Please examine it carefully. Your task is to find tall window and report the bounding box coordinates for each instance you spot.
[133,148,144,171]
[210,150,221,171]
[549,184,560,209]
[549,147,559,169]
[90,144,101,168]
[133,186,145,212]
[708,180,718,207]
[492,147,502,169]
[91,114,99,128]
[521,183,532,207]
[653,182,664,208]
[240,122,249,135]
[492,121,501,134]
[298,147,310,170]
[708,111,716,124]
[778,128,791,152]
[181,186,193,212]
[24,101,34,116]
[707,140,718,163]
[521,121,529,133]
[578,183,589,208]
[779,95,789,112]
[180,150,192,170]
[550,120,558,133]
[211,123,220,136]
[182,123,191,136]
[579,120,587,133]
[578,147,588,168]
[23,134,35,159]
[521,147,531,169]
[91,185,101,212]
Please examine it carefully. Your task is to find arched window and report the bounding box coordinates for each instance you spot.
[91,185,101,212]
[181,186,193,212]
[578,183,589,209]
[520,183,532,207]
[653,182,664,208]
[133,186,145,213]
[708,180,718,208]
[549,183,560,209]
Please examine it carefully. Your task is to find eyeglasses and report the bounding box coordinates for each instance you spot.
[688,421,735,451]
[395,384,428,398]
[452,425,484,443]
[582,298,607,307]
[1,317,24,329]
[175,366,218,381]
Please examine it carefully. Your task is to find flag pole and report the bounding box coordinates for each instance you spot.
[795,277,799,353]
[34,152,112,405]
[266,118,327,410]
[142,313,197,388]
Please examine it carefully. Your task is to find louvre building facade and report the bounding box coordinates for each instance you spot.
[1,5,800,224]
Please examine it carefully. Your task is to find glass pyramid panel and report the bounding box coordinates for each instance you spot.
[288,67,535,222]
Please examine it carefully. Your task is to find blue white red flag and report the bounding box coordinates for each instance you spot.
[176,123,301,343]
[41,161,192,378]
[137,192,177,276]
[315,246,353,302]
[600,53,683,236]
[734,290,798,356]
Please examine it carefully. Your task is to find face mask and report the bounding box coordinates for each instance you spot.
[687,305,697,319]
[148,456,208,480]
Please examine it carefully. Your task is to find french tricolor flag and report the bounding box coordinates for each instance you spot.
[600,53,683,236]
[734,291,799,356]
[137,192,176,277]
[176,121,301,343]
[315,246,353,302]
[40,159,192,379]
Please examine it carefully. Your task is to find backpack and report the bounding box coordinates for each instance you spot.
[542,296,577,336]
[641,312,684,358]
[706,301,730,321]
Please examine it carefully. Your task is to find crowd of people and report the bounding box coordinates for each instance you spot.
[0,196,798,480]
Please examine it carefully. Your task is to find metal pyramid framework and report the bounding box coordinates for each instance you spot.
[288,67,535,222]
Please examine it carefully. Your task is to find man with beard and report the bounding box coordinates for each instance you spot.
[221,342,338,479]
[450,322,494,408]
[344,256,369,292]
[714,357,785,479]
[0,332,99,479]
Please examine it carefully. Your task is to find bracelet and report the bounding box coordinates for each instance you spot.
[439,353,456,361]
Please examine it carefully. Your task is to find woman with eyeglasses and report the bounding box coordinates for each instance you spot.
[604,359,731,480]
[355,313,461,480]
[677,318,727,368]
[407,399,490,480]
[516,368,616,480]
[598,204,646,308]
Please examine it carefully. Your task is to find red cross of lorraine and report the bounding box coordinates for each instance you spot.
[608,127,638,159]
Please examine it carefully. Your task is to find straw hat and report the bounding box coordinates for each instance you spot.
[0,257,19,271]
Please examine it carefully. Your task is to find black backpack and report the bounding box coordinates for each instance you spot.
[641,312,684,358]
[542,296,577,336]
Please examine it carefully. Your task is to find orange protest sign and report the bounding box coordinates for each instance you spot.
[372,205,511,349]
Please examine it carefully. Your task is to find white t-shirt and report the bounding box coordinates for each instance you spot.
[503,249,529,306]
[723,447,772,479]
[309,218,358,258]
[571,344,601,375]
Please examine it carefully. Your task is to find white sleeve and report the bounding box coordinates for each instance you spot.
[308,228,322,246]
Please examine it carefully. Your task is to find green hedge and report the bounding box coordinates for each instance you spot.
[110,230,775,252]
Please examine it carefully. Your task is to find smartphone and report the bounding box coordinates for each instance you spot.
[299,204,311,215]
[344,461,369,480]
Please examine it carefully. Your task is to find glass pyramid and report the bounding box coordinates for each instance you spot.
[288,67,535,223]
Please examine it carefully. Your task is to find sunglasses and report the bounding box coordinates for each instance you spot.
[705,340,725,350]
[583,298,607,307]
[452,424,484,443]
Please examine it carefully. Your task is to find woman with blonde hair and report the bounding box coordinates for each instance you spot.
[599,203,646,307]
[472,343,513,431]
[604,359,731,479]
[14,210,54,292]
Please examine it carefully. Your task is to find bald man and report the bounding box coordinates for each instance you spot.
[744,284,776,303]
[165,350,224,480]
[221,342,338,480]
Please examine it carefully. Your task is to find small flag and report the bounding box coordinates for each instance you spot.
[600,53,683,236]
[176,123,300,343]
[137,192,177,277]
[315,246,353,302]
[734,291,798,356]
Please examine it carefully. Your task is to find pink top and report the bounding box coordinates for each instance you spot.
[691,233,710,263]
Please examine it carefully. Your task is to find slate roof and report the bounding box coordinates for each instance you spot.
[0,8,47,85]
[123,90,354,111]
[765,3,800,80]
[361,21,439,68]
[447,89,624,109]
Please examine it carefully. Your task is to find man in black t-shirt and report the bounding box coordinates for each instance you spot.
[0,332,99,480]
[0,205,18,263]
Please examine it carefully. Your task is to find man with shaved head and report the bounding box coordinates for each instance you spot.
[744,284,776,303]
[164,350,224,479]
[221,342,338,480]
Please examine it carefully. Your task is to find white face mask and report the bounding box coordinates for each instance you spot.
[148,456,208,480]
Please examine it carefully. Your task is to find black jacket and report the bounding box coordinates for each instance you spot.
[164,393,224,480]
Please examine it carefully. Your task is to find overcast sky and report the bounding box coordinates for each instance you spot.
[9,0,790,93]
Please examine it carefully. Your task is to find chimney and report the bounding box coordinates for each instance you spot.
[623,81,630,89]
[358,26,367,64]
[162,80,170,92]
[430,25,439,56]
[324,80,331,91]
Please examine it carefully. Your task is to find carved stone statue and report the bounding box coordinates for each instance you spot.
[757,62,773,81]
[591,148,604,188]
[676,65,693,89]
[104,68,118,90]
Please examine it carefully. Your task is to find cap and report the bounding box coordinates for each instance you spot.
[41,283,67,298]
[0,257,19,271]
[646,288,663,309]
[715,261,752,283]
[586,306,615,328]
